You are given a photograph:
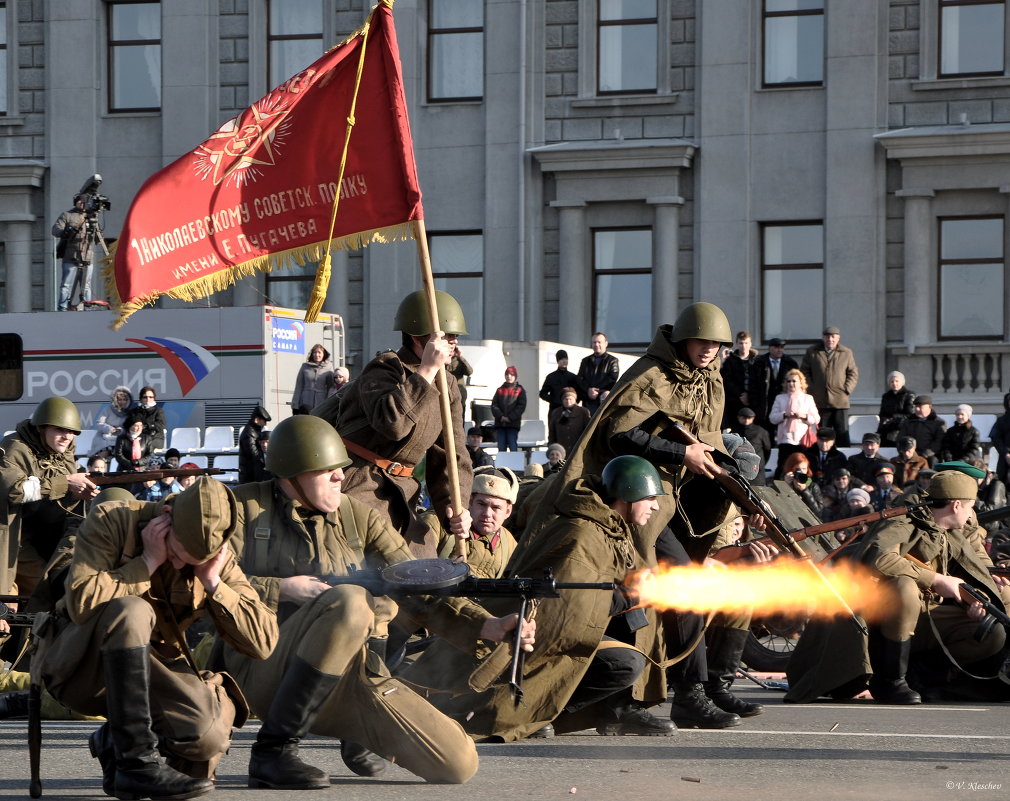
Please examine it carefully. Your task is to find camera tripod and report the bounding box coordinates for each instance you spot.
[64,212,110,310]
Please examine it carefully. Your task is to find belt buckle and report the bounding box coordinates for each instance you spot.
[385,461,404,476]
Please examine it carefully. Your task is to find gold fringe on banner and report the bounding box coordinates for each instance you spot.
[102,220,415,330]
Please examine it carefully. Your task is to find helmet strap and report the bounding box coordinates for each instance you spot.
[287,475,321,514]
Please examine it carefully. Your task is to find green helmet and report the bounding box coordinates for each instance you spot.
[92,487,135,507]
[670,302,732,345]
[266,415,352,479]
[601,456,667,503]
[30,396,82,434]
[394,290,468,336]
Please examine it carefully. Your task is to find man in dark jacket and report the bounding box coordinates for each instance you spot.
[989,392,1010,486]
[577,333,620,414]
[803,427,848,489]
[897,395,946,464]
[239,405,272,484]
[729,407,772,486]
[539,349,582,413]
[749,337,799,437]
[720,332,757,428]
[846,432,891,485]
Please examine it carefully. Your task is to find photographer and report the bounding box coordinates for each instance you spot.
[780,452,824,517]
[52,194,97,311]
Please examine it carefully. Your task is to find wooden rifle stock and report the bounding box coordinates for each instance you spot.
[905,554,1010,628]
[667,422,867,632]
[988,566,1010,578]
[88,467,225,486]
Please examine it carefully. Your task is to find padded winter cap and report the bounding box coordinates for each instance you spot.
[168,477,237,561]
[561,386,578,399]
[556,349,568,360]
[817,427,836,440]
[861,432,881,443]
[546,442,566,459]
[471,466,518,504]
[929,471,979,501]
[846,488,871,506]
[769,337,787,347]
[935,460,987,480]
[505,366,518,377]
[914,395,933,405]
[253,405,272,422]
[898,436,917,450]
[823,326,841,335]
[738,407,756,418]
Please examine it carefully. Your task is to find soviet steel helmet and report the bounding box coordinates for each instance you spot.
[30,396,82,434]
[394,289,468,337]
[266,415,352,478]
[601,456,668,503]
[670,302,732,345]
[92,487,136,507]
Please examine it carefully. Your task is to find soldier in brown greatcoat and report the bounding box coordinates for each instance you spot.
[224,415,532,789]
[317,289,473,558]
[39,478,278,800]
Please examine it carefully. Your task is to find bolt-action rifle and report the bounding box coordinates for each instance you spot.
[87,467,225,486]
[667,422,866,633]
[321,559,616,703]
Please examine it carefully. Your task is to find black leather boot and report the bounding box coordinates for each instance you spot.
[88,723,115,797]
[703,627,764,717]
[670,683,741,729]
[103,646,214,800]
[0,689,30,719]
[596,698,676,736]
[248,656,340,789]
[340,741,387,777]
[867,630,921,705]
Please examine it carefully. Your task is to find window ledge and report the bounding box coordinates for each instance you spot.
[0,115,26,127]
[571,93,678,109]
[912,76,1010,91]
[420,99,484,108]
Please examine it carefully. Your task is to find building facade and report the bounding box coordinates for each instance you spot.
[1,0,1009,413]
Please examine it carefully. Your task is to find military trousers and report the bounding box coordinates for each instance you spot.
[225,585,478,784]
[883,576,1006,665]
[41,596,237,769]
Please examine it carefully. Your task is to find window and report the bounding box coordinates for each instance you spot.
[108,1,161,112]
[265,260,319,311]
[939,0,1005,77]
[430,232,483,338]
[592,228,652,348]
[0,2,7,115]
[761,223,824,341]
[268,0,323,87]
[596,0,657,94]
[428,0,483,101]
[762,0,824,87]
[938,217,1004,338]
[0,332,23,401]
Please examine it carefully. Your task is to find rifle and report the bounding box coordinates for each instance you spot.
[1,596,41,797]
[322,559,615,703]
[976,504,1010,526]
[0,601,35,627]
[713,504,924,564]
[87,467,225,486]
[903,553,1010,632]
[987,566,1010,578]
[668,422,867,633]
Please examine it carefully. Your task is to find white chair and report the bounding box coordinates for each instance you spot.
[211,454,240,484]
[169,427,201,453]
[529,449,549,465]
[75,429,98,454]
[517,419,547,449]
[77,456,91,471]
[974,414,997,441]
[846,415,879,444]
[938,413,956,429]
[838,447,860,459]
[764,449,778,478]
[987,447,999,473]
[878,447,898,461]
[493,451,527,472]
[200,426,236,453]
[178,454,208,470]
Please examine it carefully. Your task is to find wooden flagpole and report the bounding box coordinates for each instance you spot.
[412,218,468,561]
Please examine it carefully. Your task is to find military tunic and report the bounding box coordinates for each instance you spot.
[0,419,81,598]
[333,346,472,556]
[224,481,491,784]
[40,499,277,768]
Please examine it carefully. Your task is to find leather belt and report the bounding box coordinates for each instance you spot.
[342,438,415,478]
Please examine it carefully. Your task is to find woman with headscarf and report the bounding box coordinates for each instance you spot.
[768,368,820,477]
[876,371,916,445]
[292,343,333,414]
[92,385,133,455]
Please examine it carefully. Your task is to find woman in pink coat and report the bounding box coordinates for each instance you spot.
[769,368,820,478]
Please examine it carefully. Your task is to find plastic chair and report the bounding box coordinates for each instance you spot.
[493,451,527,472]
[200,426,236,453]
[529,449,549,465]
[177,454,208,470]
[846,415,879,444]
[517,419,547,449]
[75,429,98,454]
[211,454,239,471]
[169,427,201,453]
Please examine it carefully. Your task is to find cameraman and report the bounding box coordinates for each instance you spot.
[52,194,96,311]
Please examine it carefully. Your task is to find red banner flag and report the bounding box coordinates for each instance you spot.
[105,1,421,328]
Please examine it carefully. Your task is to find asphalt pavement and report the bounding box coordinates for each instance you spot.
[1,682,1007,801]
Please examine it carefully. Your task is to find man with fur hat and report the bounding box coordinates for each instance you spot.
[38,478,278,799]
[437,466,519,578]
